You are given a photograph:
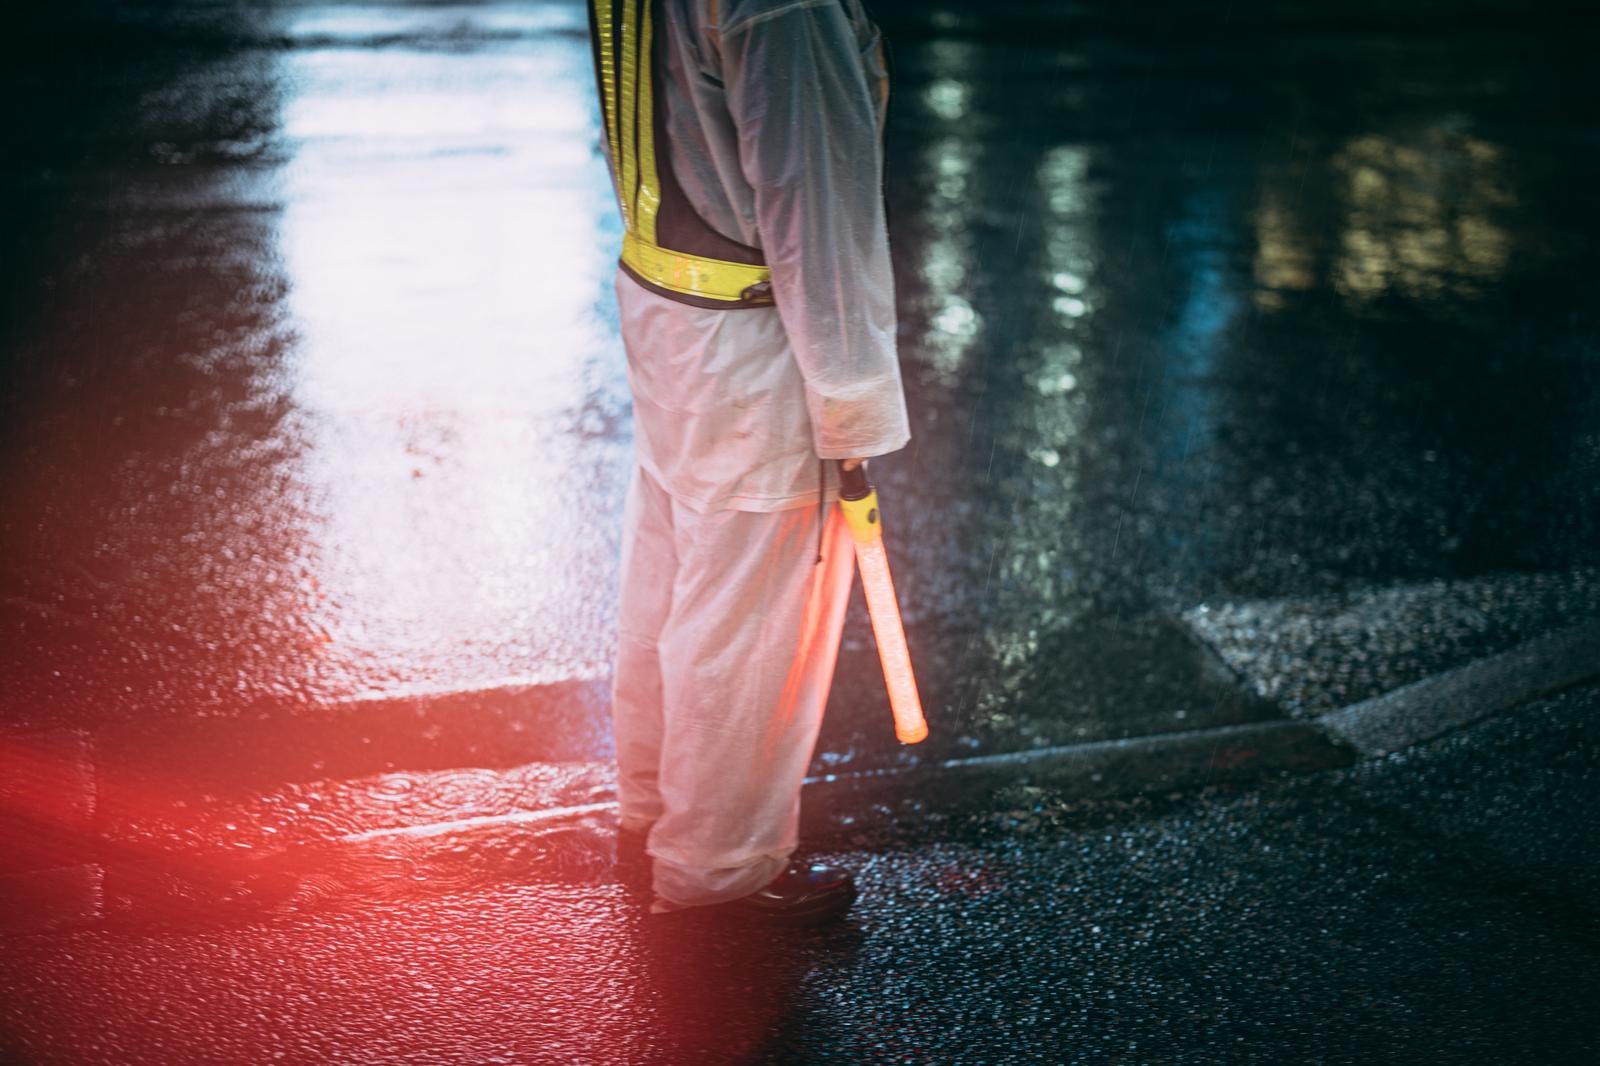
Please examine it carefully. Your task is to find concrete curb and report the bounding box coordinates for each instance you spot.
[1318,619,1600,756]
[800,717,1354,829]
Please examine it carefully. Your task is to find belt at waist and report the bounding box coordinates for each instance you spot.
[621,231,774,308]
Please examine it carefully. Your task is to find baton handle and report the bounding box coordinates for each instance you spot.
[838,460,872,501]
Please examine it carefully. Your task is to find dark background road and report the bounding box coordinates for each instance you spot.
[1,1,1597,1060]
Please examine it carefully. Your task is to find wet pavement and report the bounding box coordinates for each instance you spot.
[2,0,1599,1054]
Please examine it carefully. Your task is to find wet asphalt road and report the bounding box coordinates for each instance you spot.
[3,681,1596,1064]
[2,2,1600,1057]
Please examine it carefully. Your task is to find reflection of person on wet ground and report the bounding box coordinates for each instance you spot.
[587,0,910,922]
[627,914,866,1057]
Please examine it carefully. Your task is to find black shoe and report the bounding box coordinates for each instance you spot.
[616,825,651,896]
[704,860,856,926]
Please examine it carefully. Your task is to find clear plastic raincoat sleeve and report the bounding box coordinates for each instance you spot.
[718,0,911,461]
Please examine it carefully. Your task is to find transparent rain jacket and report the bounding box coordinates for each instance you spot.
[610,0,911,512]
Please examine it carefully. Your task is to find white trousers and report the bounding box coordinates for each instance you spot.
[612,465,855,907]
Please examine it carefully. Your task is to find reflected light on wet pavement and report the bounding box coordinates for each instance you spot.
[2,4,630,731]
[275,4,623,702]
[2,2,627,734]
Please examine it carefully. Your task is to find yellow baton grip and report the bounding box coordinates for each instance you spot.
[838,489,882,546]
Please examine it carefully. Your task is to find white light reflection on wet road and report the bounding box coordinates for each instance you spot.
[275,1,626,700]
[915,41,983,381]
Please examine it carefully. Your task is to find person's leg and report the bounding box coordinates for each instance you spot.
[649,498,856,908]
[612,465,677,836]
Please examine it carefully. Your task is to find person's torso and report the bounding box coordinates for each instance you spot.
[589,0,889,305]
[654,0,890,254]
[591,0,892,511]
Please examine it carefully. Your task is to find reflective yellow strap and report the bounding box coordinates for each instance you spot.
[636,0,662,245]
[618,0,640,232]
[594,0,623,214]
[602,0,769,304]
[623,232,771,303]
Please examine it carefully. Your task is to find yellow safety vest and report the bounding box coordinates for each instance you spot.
[587,0,775,309]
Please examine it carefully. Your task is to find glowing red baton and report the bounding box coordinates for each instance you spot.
[838,463,928,745]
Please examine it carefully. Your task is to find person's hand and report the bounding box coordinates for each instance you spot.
[841,457,866,472]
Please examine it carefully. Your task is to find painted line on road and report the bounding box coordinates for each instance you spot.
[1319,618,1600,756]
